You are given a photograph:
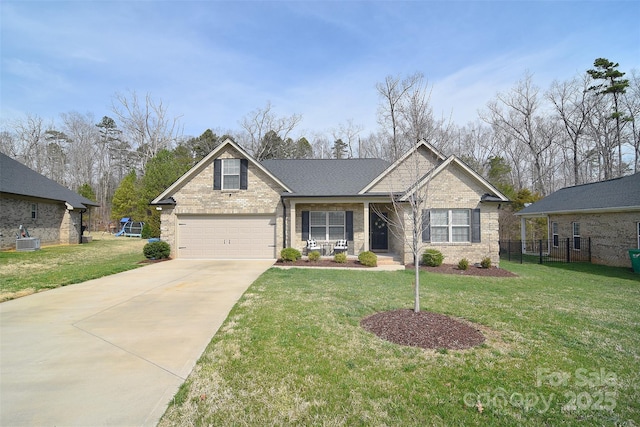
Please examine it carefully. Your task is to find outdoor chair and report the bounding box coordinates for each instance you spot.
[306,239,320,255]
[334,239,348,254]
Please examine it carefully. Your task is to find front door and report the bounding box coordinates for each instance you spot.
[370,211,388,251]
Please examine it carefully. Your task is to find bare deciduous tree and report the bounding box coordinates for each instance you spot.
[111,90,182,169]
[239,101,302,160]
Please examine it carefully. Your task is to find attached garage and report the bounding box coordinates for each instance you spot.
[177,215,276,259]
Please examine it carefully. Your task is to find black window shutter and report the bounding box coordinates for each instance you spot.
[240,159,248,189]
[302,211,309,241]
[422,209,430,242]
[346,211,354,240]
[471,208,481,243]
[213,159,221,190]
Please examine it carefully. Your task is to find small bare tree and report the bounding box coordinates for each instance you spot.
[372,143,435,312]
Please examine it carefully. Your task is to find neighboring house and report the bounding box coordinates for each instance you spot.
[0,153,99,250]
[516,173,640,267]
[151,139,510,265]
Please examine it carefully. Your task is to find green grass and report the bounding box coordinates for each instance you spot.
[160,262,639,426]
[0,236,147,301]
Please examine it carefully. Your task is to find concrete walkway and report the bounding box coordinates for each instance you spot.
[0,259,274,426]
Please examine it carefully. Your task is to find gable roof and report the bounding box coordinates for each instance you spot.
[152,138,292,204]
[0,152,98,209]
[359,140,446,194]
[517,173,640,216]
[261,158,389,196]
[400,154,510,202]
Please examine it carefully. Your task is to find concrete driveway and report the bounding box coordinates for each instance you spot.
[0,259,273,426]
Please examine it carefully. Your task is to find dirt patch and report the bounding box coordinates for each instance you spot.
[361,309,485,350]
[276,259,373,268]
[407,263,518,277]
[137,257,172,265]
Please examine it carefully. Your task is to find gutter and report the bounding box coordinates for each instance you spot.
[281,197,287,250]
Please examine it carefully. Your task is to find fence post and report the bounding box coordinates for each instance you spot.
[539,239,543,264]
[566,237,570,263]
[588,237,592,263]
[508,240,511,261]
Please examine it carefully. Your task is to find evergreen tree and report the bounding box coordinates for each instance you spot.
[111,170,138,221]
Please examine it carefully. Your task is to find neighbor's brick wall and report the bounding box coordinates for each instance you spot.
[0,195,82,249]
[394,166,502,266]
[160,146,285,257]
[549,212,639,267]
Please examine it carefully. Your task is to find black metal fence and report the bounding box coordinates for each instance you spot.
[500,238,592,264]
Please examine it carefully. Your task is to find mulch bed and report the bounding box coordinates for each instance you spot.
[276,259,373,268]
[407,263,518,277]
[361,309,485,350]
[137,257,172,264]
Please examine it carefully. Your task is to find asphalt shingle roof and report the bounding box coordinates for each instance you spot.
[518,172,640,215]
[0,152,99,209]
[261,158,390,196]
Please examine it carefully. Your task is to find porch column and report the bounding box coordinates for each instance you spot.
[363,202,370,251]
[290,201,296,249]
[520,216,527,253]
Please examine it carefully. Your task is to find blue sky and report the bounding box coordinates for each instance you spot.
[2,1,639,139]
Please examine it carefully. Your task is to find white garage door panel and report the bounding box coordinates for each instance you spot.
[177,215,276,259]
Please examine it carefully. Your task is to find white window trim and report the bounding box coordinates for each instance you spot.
[572,222,581,251]
[637,222,640,249]
[552,222,559,248]
[222,159,240,190]
[31,203,38,220]
[309,211,345,241]
[431,209,471,243]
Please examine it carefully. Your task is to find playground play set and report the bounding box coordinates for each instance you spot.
[115,218,144,237]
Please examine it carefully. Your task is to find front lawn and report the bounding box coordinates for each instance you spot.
[0,236,147,301]
[161,262,639,426]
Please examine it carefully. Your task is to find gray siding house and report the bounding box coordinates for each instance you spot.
[152,139,510,265]
[516,173,640,267]
[0,153,98,250]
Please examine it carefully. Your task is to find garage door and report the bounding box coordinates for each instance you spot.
[177,215,276,259]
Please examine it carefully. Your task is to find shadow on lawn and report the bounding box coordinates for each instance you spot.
[538,261,639,281]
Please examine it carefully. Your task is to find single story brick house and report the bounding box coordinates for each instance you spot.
[151,139,510,265]
[0,152,98,250]
[516,173,640,267]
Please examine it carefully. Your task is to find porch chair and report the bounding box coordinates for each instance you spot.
[306,239,320,255]
[334,239,348,254]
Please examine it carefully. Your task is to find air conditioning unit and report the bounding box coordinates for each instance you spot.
[16,237,41,251]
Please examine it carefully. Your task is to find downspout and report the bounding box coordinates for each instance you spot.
[281,197,287,249]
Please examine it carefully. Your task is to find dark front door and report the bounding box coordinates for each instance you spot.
[370,211,388,251]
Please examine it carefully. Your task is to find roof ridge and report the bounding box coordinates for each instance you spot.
[559,172,639,190]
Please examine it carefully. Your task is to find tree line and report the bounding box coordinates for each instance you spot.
[1,58,637,237]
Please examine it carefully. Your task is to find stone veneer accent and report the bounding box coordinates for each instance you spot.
[1,195,82,249]
[548,211,639,267]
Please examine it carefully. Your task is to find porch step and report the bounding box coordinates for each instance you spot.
[375,253,403,266]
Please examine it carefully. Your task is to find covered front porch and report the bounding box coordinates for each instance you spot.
[286,198,403,259]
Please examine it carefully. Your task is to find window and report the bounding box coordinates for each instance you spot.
[430,209,470,243]
[552,222,559,247]
[573,222,581,250]
[310,211,345,241]
[637,222,640,249]
[222,159,240,190]
[214,158,248,190]
[31,203,38,220]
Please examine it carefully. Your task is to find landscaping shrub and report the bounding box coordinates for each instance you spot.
[358,251,377,267]
[458,258,469,270]
[280,247,302,262]
[422,249,444,267]
[141,223,152,239]
[308,250,321,262]
[143,241,171,259]
[480,257,492,269]
[334,252,347,263]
